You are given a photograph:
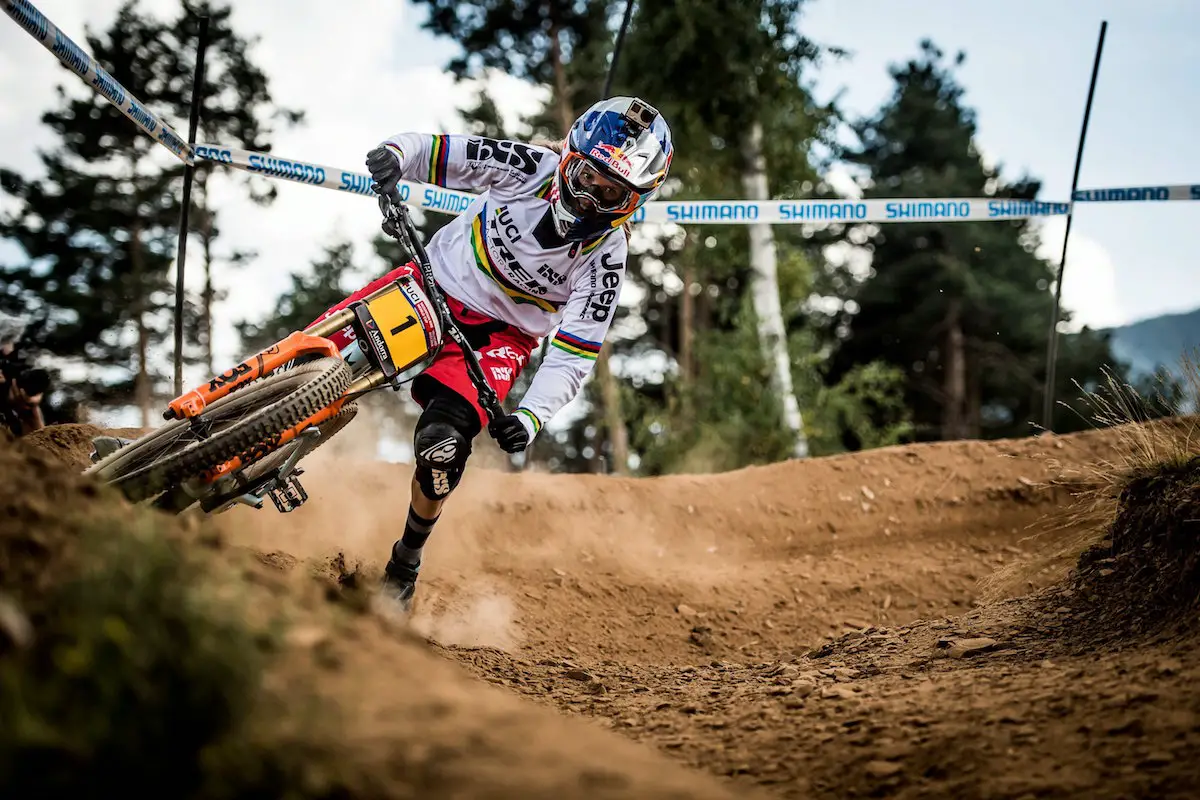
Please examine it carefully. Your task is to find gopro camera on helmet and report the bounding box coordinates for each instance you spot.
[624,98,658,131]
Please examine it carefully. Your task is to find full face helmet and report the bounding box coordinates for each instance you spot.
[548,96,673,242]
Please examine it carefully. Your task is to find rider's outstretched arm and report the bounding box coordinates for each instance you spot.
[374,132,553,197]
[510,236,629,442]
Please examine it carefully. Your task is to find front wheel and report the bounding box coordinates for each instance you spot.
[86,357,351,503]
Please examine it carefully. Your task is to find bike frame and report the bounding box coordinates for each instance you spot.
[160,188,503,491]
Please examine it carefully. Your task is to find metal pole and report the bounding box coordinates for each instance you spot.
[173,14,210,396]
[1042,20,1106,432]
[602,0,636,98]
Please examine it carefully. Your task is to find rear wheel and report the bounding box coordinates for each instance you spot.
[86,357,351,503]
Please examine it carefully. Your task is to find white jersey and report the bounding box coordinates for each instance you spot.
[384,132,627,441]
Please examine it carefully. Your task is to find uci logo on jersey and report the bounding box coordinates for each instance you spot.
[496,205,523,244]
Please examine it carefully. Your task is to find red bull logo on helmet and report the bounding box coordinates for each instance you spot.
[589,142,633,177]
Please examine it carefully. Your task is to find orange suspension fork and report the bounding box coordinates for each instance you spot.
[198,364,390,485]
[164,310,353,421]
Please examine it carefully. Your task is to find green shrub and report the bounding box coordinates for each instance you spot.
[0,512,350,798]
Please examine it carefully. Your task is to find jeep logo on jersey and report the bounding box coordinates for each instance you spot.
[466,137,543,176]
[584,251,623,322]
[420,437,458,465]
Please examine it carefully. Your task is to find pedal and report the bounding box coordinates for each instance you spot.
[267,474,308,513]
[89,435,132,463]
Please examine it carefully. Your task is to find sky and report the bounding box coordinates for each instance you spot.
[1,0,1197,397]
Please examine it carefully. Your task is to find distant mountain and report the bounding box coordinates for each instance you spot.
[1103,307,1200,380]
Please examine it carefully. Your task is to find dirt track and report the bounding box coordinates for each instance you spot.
[15,421,1200,798]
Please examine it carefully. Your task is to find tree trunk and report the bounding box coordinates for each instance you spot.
[548,4,629,473]
[593,341,629,471]
[130,215,151,429]
[679,258,696,422]
[548,7,573,135]
[941,299,967,440]
[199,178,216,376]
[965,356,982,439]
[739,118,808,458]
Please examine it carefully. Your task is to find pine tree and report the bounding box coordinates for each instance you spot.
[829,41,1128,440]
[0,0,298,424]
[615,0,843,461]
[1,3,191,425]
[170,0,304,375]
[602,0,866,472]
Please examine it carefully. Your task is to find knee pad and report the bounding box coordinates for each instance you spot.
[415,422,470,499]
[414,423,473,500]
[412,385,480,500]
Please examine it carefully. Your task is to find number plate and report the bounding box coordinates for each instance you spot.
[363,284,431,374]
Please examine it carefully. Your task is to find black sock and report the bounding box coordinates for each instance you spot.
[393,507,439,565]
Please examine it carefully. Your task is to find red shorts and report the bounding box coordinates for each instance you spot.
[308,262,538,428]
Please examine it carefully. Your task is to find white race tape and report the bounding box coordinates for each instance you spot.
[1072,185,1200,202]
[195,144,1200,225]
[193,143,478,214]
[196,142,1079,224]
[3,0,193,163]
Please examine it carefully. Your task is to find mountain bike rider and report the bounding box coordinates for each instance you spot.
[312,96,674,611]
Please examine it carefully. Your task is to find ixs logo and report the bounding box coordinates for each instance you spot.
[537,263,565,286]
[583,251,622,323]
[465,137,544,176]
[431,469,450,496]
[491,366,514,382]
[420,437,458,465]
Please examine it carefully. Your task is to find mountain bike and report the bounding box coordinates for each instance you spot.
[84,189,502,515]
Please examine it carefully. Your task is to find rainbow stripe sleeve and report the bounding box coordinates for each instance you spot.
[550,330,602,361]
[427,135,450,186]
[516,408,543,436]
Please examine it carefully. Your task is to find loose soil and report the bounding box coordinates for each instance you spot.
[15,419,1200,798]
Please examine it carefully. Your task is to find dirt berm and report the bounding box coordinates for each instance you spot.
[12,419,1200,798]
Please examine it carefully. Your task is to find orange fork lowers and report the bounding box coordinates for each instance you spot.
[164,310,353,421]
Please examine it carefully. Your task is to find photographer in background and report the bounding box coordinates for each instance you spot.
[1,312,49,438]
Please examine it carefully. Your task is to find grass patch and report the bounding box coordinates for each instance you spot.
[0,482,358,797]
[980,352,1200,601]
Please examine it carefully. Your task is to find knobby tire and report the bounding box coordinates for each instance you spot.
[88,357,351,503]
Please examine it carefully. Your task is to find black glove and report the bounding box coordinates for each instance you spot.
[488,413,530,453]
[365,145,402,197]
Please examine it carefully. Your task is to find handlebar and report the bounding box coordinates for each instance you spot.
[377,188,504,423]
